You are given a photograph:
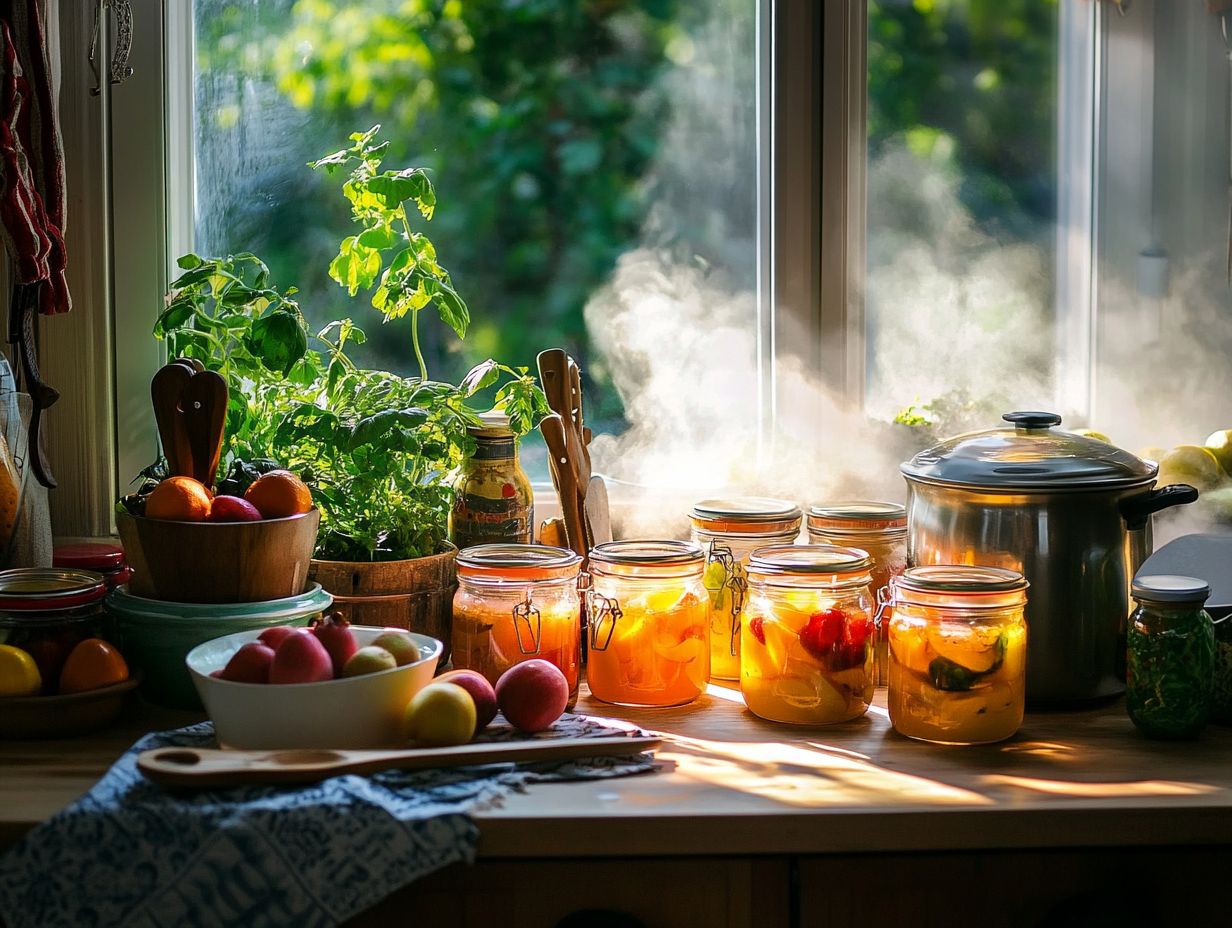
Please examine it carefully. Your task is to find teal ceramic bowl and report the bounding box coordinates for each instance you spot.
[105,583,334,709]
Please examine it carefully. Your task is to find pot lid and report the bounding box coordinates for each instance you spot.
[901,411,1157,490]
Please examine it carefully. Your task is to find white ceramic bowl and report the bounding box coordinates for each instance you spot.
[186,626,443,749]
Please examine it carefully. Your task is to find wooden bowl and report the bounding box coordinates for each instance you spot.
[116,509,320,604]
[0,673,141,739]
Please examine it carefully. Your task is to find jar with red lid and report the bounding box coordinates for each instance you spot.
[807,501,907,685]
[54,543,132,590]
[0,568,112,694]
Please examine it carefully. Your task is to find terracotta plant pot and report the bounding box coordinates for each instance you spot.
[116,509,320,604]
[310,544,457,663]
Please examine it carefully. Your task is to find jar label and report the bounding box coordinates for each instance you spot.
[452,493,533,549]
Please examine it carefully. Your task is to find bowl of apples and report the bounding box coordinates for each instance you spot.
[116,469,320,604]
[186,614,443,749]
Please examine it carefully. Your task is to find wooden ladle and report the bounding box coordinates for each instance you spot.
[137,735,662,788]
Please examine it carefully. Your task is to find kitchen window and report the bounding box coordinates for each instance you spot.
[46,0,1232,535]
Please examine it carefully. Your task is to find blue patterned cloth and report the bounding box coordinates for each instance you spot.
[0,715,654,928]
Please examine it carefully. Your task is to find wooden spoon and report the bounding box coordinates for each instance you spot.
[540,412,585,558]
[150,363,194,477]
[181,370,228,488]
[137,735,661,788]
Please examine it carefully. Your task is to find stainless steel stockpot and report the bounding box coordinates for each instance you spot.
[901,411,1197,706]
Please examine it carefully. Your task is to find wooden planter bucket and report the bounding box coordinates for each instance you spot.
[309,545,457,663]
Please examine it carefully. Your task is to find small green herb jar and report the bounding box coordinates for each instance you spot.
[1126,575,1214,740]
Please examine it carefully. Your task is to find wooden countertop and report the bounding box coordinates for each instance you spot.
[3,684,1231,858]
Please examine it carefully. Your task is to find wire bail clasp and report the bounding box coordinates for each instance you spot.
[512,589,542,655]
[587,591,623,652]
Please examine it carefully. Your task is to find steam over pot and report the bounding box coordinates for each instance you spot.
[901,411,1198,705]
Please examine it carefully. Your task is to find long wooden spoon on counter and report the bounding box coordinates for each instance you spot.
[137,735,662,788]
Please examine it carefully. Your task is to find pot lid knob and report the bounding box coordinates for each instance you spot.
[1002,411,1062,430]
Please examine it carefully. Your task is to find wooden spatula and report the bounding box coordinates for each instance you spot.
[151,363,194,477]
[182,370,228,488]
[137,734,661,788]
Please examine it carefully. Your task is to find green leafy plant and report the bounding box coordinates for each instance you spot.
[146,130,547,561]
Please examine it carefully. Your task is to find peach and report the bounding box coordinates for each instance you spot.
[437,669,499,730]
[269,631,333,684]
[495,659,569,733]
[218,641,275,684]
[258,626,304,649]
[372,630,420,666]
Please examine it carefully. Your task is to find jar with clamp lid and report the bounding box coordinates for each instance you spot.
[807,501,907,686]
[740,545,875,725]
[451,544,583,707]
[586,540,710,707]
[887,566,1028,744]
[690,498,802,681]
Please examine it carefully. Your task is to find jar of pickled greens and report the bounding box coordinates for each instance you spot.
[689,498,802,682]
[586,540,709,708]
[452,544,583,708]
[740,545,875,725]
[887,566,1028,745]
[449,412,534,551]
[1126,575,1214,740]
[807,501,907,686]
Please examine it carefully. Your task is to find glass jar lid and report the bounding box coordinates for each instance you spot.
[589,540,703,568]
[893,566,1028,610]
[468,409,515,440]
[807,500,906,534]
[689,497,802,535]
[0,568,107,611]
[1132,574,1211,605]
[457,543,581,582]
[901,411,1156,490]
[747,544,873,577]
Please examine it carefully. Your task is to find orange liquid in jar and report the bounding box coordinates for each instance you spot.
[452,593,580,703]
[886,610,1026,744]
[587,588,710,707]
[741,593,874,725]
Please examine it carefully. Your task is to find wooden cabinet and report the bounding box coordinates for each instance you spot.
[350,858,791,928]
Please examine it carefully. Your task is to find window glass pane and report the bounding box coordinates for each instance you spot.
[865,0,1060,434]
[192,0,759,481]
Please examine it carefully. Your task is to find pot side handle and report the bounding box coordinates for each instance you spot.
[1120,484,1199,531]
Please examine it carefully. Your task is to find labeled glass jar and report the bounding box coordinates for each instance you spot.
[586,540,709,708]
[0,568,111,695]
[887,566,1028,745]
[451,544,582,707]
[1126,575,1214,739]
[807,501,907,686]
[740,545,875,725]
[449,412,534,551]
[689,498,802,682]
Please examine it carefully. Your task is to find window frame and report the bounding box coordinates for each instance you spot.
[51,0,1103,534]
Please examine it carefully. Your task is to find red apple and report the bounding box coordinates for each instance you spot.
[208,495,263,523]
[269,632,333,684]
[495,659,569,733]
[218,641,276,684]
[258,625,304,648]
[437,669,499,730]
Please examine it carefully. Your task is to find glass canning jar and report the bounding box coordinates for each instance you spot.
[740,545,875,725]
[451,544,582,707]
[807,501,907,686]
[1126,575,1214,740]
[887,566,1028,745]
[689,498,802,682]
[586,540,709,708]
[0,568,111,695]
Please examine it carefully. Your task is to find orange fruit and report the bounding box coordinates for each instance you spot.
[59,638,129,694]
[145,476,213,522]
[244,470,313,519]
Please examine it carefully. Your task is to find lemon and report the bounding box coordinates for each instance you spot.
[0,644,42,696]
[1158,445,1223,491]
[1071,428,1111,444]
[1205,430,1232,477]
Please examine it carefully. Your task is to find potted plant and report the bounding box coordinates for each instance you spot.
[147,127,546,647]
